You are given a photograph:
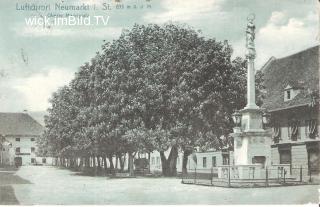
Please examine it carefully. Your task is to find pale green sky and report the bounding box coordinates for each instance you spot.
[0,0,318,113]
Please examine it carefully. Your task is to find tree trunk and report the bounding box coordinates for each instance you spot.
[168,145,178,176]
[128,152,134,176]
[115,155,119,170]
[79,157,83,170]
[72,157,76,168]
[182,149,192,175]
[108,154,114,175]
[103,156,107,170]
[116,153,125,172]
[160,145,178,177]
[120,155,125,172]
[93,156,97,176]
[70,157,73,168]
[97,156,101,169]
[87,156,90,167]
[85,156,89,168]
[148,152,151,173]
[108,155,114,169]
[160,151,169,176]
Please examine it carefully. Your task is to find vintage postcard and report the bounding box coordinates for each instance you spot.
[0,0,319,205]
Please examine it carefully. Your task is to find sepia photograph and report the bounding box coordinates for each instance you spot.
[0,0,319,205]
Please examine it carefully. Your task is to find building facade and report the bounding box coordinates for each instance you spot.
[0,112,44,166]
[262,45,319,176]
[149,148,233,174]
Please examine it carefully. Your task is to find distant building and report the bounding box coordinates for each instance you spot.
[0,112,44,166]
[262,45,319,175]
[149,148,233,174]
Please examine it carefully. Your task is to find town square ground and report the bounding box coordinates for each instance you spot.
[0,166,318,204]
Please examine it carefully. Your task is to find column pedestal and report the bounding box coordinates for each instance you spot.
[230,108,272,179]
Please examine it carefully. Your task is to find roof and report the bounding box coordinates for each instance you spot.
[0,113,44,136]
[262,45,319,111]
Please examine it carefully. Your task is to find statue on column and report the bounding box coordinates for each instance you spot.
[246,14,256,59]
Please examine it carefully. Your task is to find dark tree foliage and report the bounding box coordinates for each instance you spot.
[39,23,264,176]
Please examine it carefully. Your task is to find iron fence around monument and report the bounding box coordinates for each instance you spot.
[181,166,318,187]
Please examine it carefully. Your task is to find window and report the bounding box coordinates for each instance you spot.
[305,119,318,139]
[252,156,266,168]
[42,158,46,164]
[151,157,155,165]
[273,125,281,143]
[30,138,35,141]
[31,158,36,163]
[31,147,35,153]
[286,90,291,100]
[156,157,160,167]
[15,138,20,142]
[177,157,180,165]
[284,85,300,102]
[212,156,217,167]
[202,157,207,168]
[212,156,216,167]
[15,147,20,154]
[222,154,229,165]
[288,120,299,141]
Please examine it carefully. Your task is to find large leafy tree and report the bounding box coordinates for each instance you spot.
[40,23,264,176]
[42,86,78,162]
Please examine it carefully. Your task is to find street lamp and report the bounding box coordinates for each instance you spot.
[232,110,242,128]
[262,110,271,128]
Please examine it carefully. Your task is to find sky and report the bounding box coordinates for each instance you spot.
[0,0,318,117]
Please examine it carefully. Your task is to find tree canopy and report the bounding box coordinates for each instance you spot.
[39,23,263,176]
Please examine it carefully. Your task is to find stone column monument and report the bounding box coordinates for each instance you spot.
[245,14,258,110]
[231,15,272,179]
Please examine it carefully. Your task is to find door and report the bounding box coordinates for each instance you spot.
[14,157,22,167]
[279,150,291,164]
[279,149,292,175]
[308,149,320,174]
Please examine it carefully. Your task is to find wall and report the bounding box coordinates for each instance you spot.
[5,135,38,165]
[234,136,249,165]
[271,147,280,165]
[272,106,319,143]
[291,144,308,168]
[234,132,272,166]
[247,134,272,166]
[35,157,54,165]
[1,144,14,165]
[271,106,319,176]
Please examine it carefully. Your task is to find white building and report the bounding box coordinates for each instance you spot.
[149,148,233,174]
[0,112,44,166]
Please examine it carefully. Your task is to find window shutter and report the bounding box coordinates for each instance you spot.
[308,119,318,138]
